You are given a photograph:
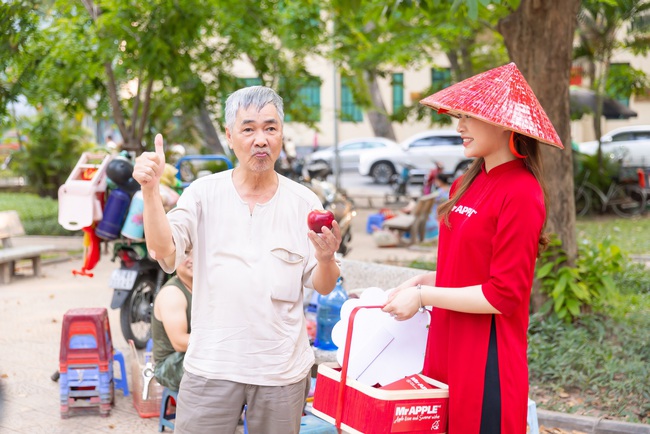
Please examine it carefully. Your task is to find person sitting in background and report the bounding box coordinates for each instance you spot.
[152,255,193,391]
[105,134,118,152]
[423,172,450,242]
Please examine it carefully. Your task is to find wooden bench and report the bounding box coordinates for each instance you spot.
[0,210,56,284]
[381,192,440,245]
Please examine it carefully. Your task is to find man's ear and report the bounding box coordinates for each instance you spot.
[225,128,233,149]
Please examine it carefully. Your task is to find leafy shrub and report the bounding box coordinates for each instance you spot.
[10,110,94,198]
[536,236,625,322]
[0,192,77,236]
[573,151,620,192]
[528,309,650,423]
[408,260,436,271]
[613,259,650,295]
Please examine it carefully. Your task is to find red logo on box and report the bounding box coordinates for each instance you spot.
[392,403,444,432]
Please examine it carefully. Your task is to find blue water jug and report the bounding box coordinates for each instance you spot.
[96,188,131,240]
[314,277,348,350]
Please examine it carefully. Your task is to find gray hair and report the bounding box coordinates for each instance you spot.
[224,86,284,131]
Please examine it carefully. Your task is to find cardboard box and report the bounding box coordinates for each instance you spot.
[381,374,434,391]
[312,363,448,434]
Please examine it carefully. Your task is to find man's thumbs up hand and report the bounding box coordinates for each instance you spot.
[133,134,166,190]
[154,134,166,167]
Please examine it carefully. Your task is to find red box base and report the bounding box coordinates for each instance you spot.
[312,363,448,434]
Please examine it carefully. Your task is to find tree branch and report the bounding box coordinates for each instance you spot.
[137,79,154,150]
[129,72,143,139]
[104,62,129,145]
[80,0,98,21]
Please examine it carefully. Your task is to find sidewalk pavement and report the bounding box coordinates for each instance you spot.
[0,257,165,433]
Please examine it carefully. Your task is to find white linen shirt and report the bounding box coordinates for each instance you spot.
[160,170,326,386]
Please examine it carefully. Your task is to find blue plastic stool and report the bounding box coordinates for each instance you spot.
[113,350,129,396]
[366,213,385,234]
[159,387,178,432]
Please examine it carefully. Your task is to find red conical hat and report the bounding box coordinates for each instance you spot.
[420,62,563,149]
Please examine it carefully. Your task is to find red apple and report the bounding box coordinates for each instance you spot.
[307,209,335,233]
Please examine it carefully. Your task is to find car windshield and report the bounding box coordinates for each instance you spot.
[403,135,462,149]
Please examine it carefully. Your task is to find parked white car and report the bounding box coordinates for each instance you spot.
[304,137,399,174]
[577,125,650,167]
[358,129,470,184]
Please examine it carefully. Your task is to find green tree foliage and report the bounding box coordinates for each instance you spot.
[11,109,94,198]
[321,0,510,136]
[383,0,509,126]
[6,0,326,156]
[0,0,41,120]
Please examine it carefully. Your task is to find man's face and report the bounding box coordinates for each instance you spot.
[225,103,283,173]
[176,255,193,288]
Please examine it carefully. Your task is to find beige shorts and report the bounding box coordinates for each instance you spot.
[175,371,311,434]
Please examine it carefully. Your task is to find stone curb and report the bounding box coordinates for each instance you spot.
[538,409,650,434]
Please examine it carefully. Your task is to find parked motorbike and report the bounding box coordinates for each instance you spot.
[109,241,169,349]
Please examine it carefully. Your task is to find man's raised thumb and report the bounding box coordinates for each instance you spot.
[154,134,166,164]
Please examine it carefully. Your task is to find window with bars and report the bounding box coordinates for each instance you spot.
[608,63,632,107]
[392,73,404,114]
[431,68,452,122]
[341,79,363,122]
[224,77,322,124]
[285,78,321,122]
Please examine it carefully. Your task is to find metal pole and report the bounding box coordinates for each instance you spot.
[332,38,341,190]
[333,70,341,189]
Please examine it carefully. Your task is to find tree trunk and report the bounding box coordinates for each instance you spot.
[197,101,226,154]
[104,62,130,149]
[365,71,397,141]
[498,0,581,311]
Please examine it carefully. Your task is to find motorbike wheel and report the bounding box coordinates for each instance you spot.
[338,231,352,256]
[120,275,156,349]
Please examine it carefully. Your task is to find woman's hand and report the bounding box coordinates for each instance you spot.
[382,286,420,321]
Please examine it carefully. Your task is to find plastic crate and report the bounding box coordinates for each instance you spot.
[128,339,163,418]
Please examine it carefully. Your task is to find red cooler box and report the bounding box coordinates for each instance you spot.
[311,306,449,433]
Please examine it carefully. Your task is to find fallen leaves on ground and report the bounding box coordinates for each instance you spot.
[540,428,587,434]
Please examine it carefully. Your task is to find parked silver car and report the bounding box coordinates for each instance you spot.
[577,125,650,167]
[304,137,399,174]
[358,129,470,184]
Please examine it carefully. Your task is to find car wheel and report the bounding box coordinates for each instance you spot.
[370,162,396,184]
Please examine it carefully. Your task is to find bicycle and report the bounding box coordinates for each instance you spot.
[574,169,647,218]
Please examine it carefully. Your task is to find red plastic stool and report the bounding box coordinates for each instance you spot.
[59,307,114,418]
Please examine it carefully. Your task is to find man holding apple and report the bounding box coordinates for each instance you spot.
[133,85,341,434]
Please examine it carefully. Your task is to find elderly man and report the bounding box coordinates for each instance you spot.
[133,86,341,434]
